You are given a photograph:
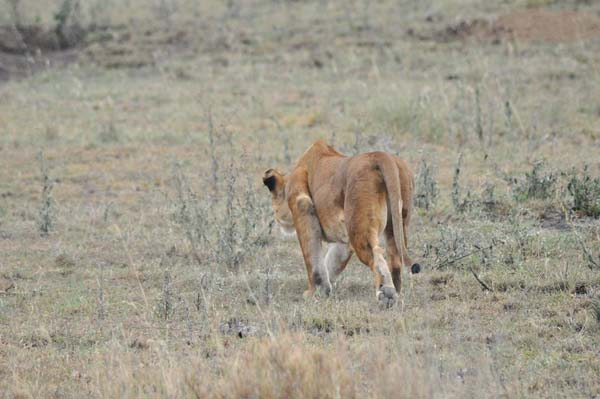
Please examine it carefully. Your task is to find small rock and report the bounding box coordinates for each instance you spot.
[0,278,14,293]
[129,337,149,350]
[55,254,76,268]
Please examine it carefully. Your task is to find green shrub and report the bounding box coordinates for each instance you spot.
[567,165,600,218]
[452,153,474,213]
[414,158,439,211]
[53,0,85,49]
[38,152,54,235]
[511,161,557,202]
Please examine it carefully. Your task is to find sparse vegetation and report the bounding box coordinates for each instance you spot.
[174,155,270,270]
[510,161,558,203]
[37,151,54,235]
[451,152,474,213]
[414,157,439,211]
[97,120,119,143]
[53,0,82,48]
[574,228,600,270]
[7,0,22,26]
[566,165,600,218]
[1,0,600,398]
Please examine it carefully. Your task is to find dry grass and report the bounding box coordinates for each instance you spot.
[1,0,600,398]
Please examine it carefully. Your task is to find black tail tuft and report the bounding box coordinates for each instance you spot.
[411,263,421,274]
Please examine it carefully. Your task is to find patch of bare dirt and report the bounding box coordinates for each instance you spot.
[83,25,189,69]
[0,24,84,82]
[497,9,600,42]
[416,9,600,44]
[538,209,571,230]
[0,23,86,54]
[0,48,78,82]
[0,22,191,82]
[0,25,60,54]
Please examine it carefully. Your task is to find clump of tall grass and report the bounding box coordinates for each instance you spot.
[93,333,500,399]
[38,152,54,235]
[566,165,600,218]
[452,152,474,213]
[54,0,84,48]
[509,161,557,203]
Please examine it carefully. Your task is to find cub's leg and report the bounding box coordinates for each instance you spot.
[290,193,327,298]
[323,243,353,288]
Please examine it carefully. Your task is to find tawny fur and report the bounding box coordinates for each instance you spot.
[263,140,416,305]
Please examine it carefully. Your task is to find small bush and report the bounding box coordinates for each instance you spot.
[510,161,557,202]
[574,228,600,270]
[38,152,54,235]
[480,181,499,213]
[452,153,474,213]
[414,157,439,211]
[97,121,119,143]
[53,0,85,49]
[156,264,174,320]
[566,165,600,218]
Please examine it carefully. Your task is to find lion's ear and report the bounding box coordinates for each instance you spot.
[262,169,283,193]
[263,175,277,192]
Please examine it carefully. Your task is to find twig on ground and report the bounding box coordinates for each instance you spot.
[564,203,599,270]
[433,244,493,270]
[431,243,495,291]
[469,266,493,292]
[574,230,599,270]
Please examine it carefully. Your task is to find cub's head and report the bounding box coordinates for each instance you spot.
[262,169,295,236]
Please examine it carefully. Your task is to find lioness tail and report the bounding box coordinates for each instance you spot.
[376,154,407,268]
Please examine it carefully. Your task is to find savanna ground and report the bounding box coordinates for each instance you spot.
[1,0,600,397]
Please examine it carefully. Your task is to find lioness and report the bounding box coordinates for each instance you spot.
[263,140,420,307]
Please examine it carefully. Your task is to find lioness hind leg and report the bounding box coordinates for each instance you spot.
[373,246,397,308]
[385,227,403,294]
[352,233,397,308]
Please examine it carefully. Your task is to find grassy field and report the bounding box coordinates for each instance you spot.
[1,0,600,397]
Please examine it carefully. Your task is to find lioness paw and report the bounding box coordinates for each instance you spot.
[376,286,398,309]
[303,288,315,300]
[312,271,332,296]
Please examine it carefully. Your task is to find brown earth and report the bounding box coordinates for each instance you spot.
[0,24,83,82]
[0,22,193,81]
[428,8,600,43]
[497,9,600,42]
[0,49,78,82]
